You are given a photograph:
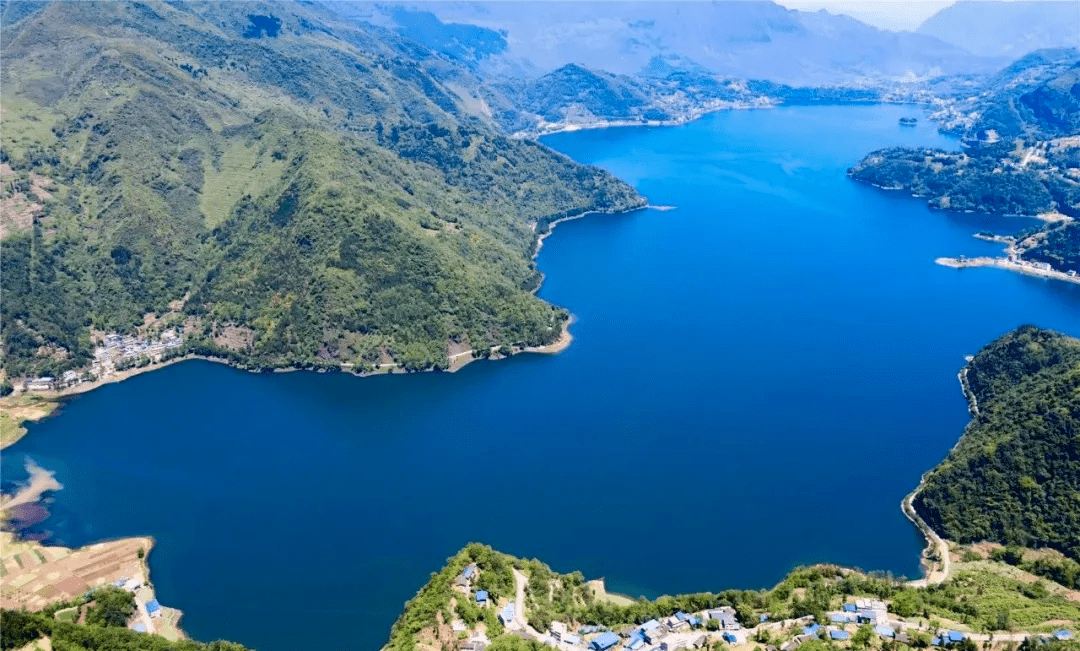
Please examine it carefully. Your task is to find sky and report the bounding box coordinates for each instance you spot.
[775,0,955,31]
[776,0,1073,33]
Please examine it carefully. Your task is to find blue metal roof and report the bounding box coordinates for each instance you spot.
[1053,631,1073,640]
[463,566,475,578]
[134,623,147,633]
[829,614,848,623]
[948,631,965,642]
[145,599,161,613]
[723,632,737,642]
[591,632,620,650]
[630,633,644,643]
[760,614,769,622]
[830,631,850,640]
[476,590,488,602]
[842,604,857,612]
[627,639,644,651]
[689,617,702,627]
[676,612,688,621]
[803,624,820,636]
[931,638,943,646]
[875,626,895,638]
[641,620,660,632]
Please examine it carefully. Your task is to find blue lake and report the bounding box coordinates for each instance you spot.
[4,104,1080,651]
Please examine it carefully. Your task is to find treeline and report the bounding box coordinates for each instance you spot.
[1,587,250,651]
[989,546,1080,591]
[915,326,1080,561]
[847,144,1071,217]
[385,543,517,651]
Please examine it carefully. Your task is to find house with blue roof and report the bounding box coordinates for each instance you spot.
[499,602,515,626]
[760,614,769,623]
[829,630,849,641]
[676,612,688,622]
[874,626,895,639]
[626,638,644,651]
[802,624,820,637]
[1053,631,1074,641]
[947,631,966,643]
[689,617,702,628]
[476,590,488,605]
[829,613,852,624]
[590,632,621,651]
[145,599,161,617]
[641,620,661,632]
[564,635,582,646]
[133,623,147,633]
[842,604,857,613]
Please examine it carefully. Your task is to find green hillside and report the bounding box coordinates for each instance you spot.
[0,0,643,378]
[914,326,1080,560]
[848,50,1080,274]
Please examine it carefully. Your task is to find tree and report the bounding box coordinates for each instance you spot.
[0,380,13,397]
[890,591,920,618]
[852,625,874,648]
[84,587,135,627]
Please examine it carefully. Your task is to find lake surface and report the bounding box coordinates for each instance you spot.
[4,105,1079,651]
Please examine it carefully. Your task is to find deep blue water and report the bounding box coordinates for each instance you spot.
[4,105,1079,651]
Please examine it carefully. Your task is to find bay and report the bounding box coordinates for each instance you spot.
[4,104,1079,651]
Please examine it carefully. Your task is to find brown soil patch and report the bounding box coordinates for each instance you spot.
[0,533,152,611]
[213,324,255,351]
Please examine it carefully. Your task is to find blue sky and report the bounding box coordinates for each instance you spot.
[776,0,1056,32]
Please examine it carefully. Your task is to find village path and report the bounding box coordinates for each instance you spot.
[512,569,530,630]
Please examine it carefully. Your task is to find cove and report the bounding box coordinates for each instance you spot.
[4,104,1080,651]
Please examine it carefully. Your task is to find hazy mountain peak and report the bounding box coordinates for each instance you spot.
[917,0,1080,59]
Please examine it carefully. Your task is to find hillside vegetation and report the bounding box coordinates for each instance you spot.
[0,0,643,379]
[914,326,1080,561]
[849,49,1080,273]
[388,544,1080,651]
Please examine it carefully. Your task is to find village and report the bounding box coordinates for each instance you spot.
[22,329,184,393]
[445,563,1075,651]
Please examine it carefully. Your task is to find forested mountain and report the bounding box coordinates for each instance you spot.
[848,49,1080,273]
[914,326,1080,560]
[916,1,1080,59]
[335,1,996,85]
[0,0,643,379]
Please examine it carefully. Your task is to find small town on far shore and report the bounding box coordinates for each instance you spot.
[20,329,184,393]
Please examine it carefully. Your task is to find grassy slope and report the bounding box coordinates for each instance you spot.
[0,0,643,378]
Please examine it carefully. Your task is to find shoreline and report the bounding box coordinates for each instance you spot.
[935,256,1080,285]
[516,103,775,139]
[902,358,985,588]
[0,530,186,639]
[0,204,655,445]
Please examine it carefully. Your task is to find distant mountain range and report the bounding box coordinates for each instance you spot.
[917,1,1080,59]
[332,1,998,85]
